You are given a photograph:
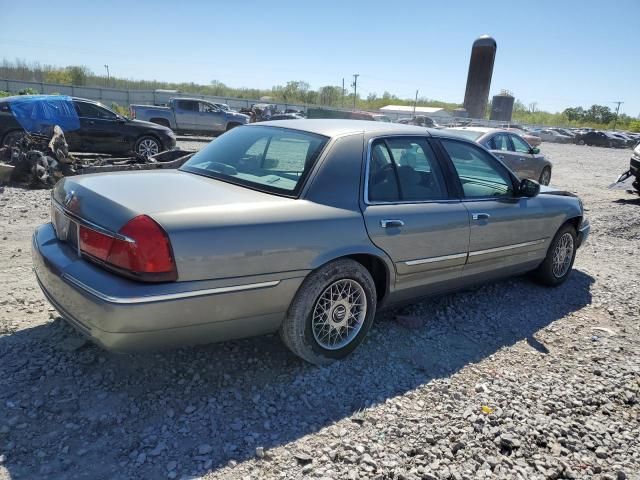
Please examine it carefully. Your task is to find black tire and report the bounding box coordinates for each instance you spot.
[280,259,377,365]
[531,223,577,287]
[134,135,161,158]
[226,122,241,131]
[2,130,25,148]
[539,166,552,186]
[576,139,585,145]
[608,140,614,148]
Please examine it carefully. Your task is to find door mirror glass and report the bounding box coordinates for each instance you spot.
[519,178,540,197]
[530,147,540,154]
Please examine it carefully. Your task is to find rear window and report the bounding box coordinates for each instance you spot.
[445,129,485,141]
[180,126,328,196]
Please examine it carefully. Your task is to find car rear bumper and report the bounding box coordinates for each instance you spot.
[32,223,304,352]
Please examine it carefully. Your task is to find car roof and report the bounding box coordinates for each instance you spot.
[252,119,436,138]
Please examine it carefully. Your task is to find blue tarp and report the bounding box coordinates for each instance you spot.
[8,95,81,134]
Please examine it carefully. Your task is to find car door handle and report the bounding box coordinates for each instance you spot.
[472,213,490,221]
[498,155,505,159]
[519,157,526,161]
[380,219,405,228]
[88,120,95,125]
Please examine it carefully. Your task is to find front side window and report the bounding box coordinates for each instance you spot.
[510,134,532,153]
[368,137,448,202]
[199,102,219,113]
[441,139,514,198]
[177,100,199,111]
[181,126,328,196]
[74,101,117,119]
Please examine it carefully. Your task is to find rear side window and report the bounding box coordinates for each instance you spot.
[441,139,514,198]
[176,100,199,111]
[488,133,511,151]
[367,137,448,202]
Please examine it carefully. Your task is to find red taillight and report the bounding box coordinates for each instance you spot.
[79,215,177,282]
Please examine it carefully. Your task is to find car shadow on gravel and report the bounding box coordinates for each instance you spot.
[0,270,594,479]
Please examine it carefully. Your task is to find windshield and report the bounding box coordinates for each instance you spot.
[180,126,329,196]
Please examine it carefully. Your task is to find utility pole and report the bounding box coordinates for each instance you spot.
[612,101,623,130]
[341,78,345,108]
[104,64,110,87]
[351,74,359,110]
[413,90,419,117]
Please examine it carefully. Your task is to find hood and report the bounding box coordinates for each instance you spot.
[538,184,577,198]
[127,118,173,133]
[52,170,290,233]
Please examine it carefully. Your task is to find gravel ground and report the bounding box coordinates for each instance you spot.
[0,142,639,480]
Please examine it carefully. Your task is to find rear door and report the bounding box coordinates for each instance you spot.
[361,136,470,300]
[173,100,199,131]
[486,132,522,173]
[438,138,550,278]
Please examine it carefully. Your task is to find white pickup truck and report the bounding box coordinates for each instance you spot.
[130,98,249,135]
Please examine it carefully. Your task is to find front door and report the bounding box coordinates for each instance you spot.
[439,138,549,278]
[73,101,127,153]
[508,133,539,180]
[361,136,470,301]
[197,101,225,133]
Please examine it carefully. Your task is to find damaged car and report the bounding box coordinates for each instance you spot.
[33,120,590,365]
[1,95,176,157]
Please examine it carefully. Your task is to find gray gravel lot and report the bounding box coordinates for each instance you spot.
[0,142,639,480]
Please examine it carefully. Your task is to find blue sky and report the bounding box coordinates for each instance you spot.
[1,0,638,115]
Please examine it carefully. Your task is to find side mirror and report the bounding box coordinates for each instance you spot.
[519,178,540,197]
[530,147,540,155]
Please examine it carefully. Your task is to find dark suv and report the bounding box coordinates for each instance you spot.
[0,95,176,156]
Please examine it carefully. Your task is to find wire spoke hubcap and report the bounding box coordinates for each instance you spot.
[138,139,159,157]
[311,279,367,350]
[552,232,574,278]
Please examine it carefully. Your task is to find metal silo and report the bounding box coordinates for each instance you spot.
[463,35,497,119]
[490,90,515,121]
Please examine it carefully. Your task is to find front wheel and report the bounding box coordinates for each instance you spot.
[531,223,577,287]
[280,259,377,365]
[134,136,161,158]
[539,167,551,186]
[576,139,585,145]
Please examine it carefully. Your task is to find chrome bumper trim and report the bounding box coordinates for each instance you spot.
[61,274,281,305]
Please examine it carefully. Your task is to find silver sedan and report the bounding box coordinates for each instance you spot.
[446,127,553,185]
[33,120,589,365]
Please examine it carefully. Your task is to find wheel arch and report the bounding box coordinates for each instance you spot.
[1,128,24,146]
[308,247,395,304]
[149,118,171,128]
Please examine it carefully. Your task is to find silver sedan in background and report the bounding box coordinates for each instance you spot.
[33,120,588,365]
[446,127,553,185]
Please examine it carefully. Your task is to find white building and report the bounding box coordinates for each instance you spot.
[379,105,453,121]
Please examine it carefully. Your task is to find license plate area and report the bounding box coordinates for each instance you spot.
[51,204,79,252]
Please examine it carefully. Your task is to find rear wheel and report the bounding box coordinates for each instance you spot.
[539,167,551,186]
[576,139,585,145]
[134,136,161,157]
[280,259,377,365]
[531,223,577,286]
